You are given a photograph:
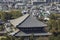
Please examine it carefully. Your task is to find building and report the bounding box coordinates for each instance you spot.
[46,0,60,4]
[0,0,15,10]
[31,0,60,5]
[0,0,28,10]
[0,0,60,10]
[31,0,46,5]
[10,14,52,40]
[14,1,26,9]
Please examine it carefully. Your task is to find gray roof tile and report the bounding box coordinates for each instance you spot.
[18,15,47,28]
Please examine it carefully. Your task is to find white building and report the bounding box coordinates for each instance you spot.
[0,4,2,10]
[0,0,31,10]
[14,2,25,9]
[31,0,46,5]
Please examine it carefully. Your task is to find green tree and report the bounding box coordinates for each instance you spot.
[10,10,22,19]
[29,34,34,40]
[1,12,6,21]
[48,13,60,40]
[0,10,22,21]
[0,25,4,31]
[49,35,55,40]
[48,13,60,33]
[17,37,24,40]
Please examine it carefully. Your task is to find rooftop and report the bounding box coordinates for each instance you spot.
[17,15,47,28]
[14,31,52,36]
[10,14,29,27]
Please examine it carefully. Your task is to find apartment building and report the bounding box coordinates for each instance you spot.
[0,0,29,10]
[31,0,60,5]
[0,0,60,10]
[31,0,46,5]
[0,0,15,10]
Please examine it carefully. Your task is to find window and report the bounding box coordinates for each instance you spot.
[20,27,46,33]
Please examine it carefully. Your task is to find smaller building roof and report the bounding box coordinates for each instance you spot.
[8,29,20,36]
[10,14,29,27]
[14,31,52,36]
[0,30,7,34]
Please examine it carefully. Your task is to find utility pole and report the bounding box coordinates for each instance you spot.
[51,0,52,6]
[58,0,60,3]
[54,0,56,4]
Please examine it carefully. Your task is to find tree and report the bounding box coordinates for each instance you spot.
[49,35,55,40]
[10,10,22,19]
[48,13,60,40]
[29,34,34,40]
[1,12,6,21]
[0,25,4,31]
[0,10,22,21]
[17,37,24,40]
[48,13,60,33]
[36,37,43,40]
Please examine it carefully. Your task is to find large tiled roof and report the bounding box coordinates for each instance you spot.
[18,15,47,28]
[10,14,48,36]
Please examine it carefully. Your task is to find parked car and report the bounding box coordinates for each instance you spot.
[0,19,4,25]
